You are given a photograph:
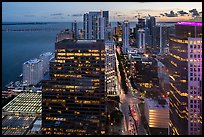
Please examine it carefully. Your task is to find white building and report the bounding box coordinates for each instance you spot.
[83,11,105,40]
[144,98,169,128]
[138,28,145,53]
[23,58,43,85]
[127,48,137,60]
[39,52,53,74]
[122,20,130,54]
[187,38,202,135]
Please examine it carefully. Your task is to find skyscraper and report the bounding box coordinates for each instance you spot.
[71,20,78,39]
[146,16,156,36]
[162,21,202,135]
[42,39,107,135]
[83,11,105,40]
[122,20,130,54]
[23,58,43,85]
[102,11,109,28]
[146,16,156,46]
[137,28,145,53]
[137,18,146,29]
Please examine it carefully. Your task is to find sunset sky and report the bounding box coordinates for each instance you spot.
[2,2,202,22]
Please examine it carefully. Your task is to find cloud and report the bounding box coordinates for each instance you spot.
[67,14,70,16]
[161,10,178,17]
[50,13,63,16]
[177,10,188,16]
[189,9,199,16]
[72,13,83,17]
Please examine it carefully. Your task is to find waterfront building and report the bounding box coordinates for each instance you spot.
[71,20,78,39]
[56,29,73,42]
[23,58,43,85]
[161,21,202,135]
[42,39,107,135]
[122,20,130,54]
[39,52,53,74]
[83,11,105,40]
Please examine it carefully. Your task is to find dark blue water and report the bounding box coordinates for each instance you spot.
[2,22,137,90]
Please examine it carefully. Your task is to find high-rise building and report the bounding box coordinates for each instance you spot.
[146,16,156,46]
[104,24,116,96]
[23,58,43,85]
[102,11,109,28]
[56,30,74,42]
[144,27,151,47]
[105,40,116,96]
[42,39,107,135]
[83,11,105,40]
[137,28,145,53]
[71,20,78,39]
[137,18,145,29]
[113,22,123,42]
[187,37,202,135]
[39,52,53,74]
[104,24,113,41]
[159,25,171,54]
[146,16,156,35]
[161,21,202,135]
[122,20,130,54]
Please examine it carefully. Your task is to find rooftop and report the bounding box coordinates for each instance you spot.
[2,115,36,135]
[145,98,168,109]
[40,52,53,56]
[2,92,42,116]
[24,58,41,64]
[176,21,202,27]
[77,39,97,43]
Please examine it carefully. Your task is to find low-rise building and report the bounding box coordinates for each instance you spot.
[144,98,169,129]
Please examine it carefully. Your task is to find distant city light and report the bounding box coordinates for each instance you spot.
[176,22,202,27]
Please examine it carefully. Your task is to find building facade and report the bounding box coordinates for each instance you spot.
[42,39,107,135]
[137,28,145,53]
[71,20,78,39]
[105,40,116,96]
[83,11,105,40]
[23,58,43,85]
[187,37,202,135]
[39,52,53,74]
[163,21,202,135]
[144,98,169,129]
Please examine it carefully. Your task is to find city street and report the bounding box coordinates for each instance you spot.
[116,47,147,135]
